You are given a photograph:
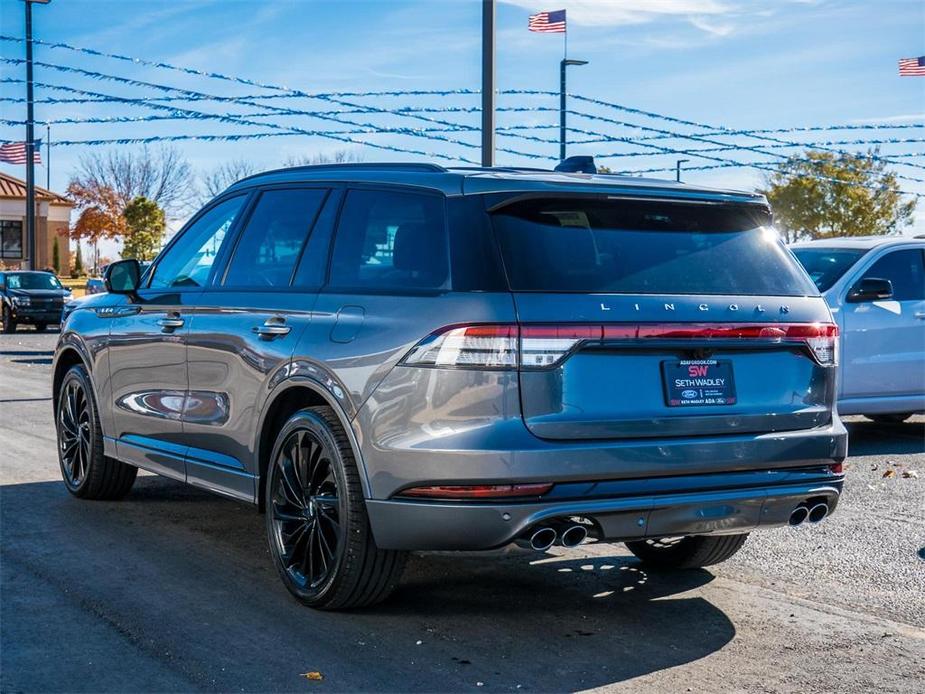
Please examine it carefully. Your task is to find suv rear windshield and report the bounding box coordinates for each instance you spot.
[489,196,817,296]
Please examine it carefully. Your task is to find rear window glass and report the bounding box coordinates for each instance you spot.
[489,197,817,296]
[791,247,866,292]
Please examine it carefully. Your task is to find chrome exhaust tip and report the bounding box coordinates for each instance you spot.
[808,502,829,524]
[516,526,557,552]
[559,524,588,548]
[789,505,809,526]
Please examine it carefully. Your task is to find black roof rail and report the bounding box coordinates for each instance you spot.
[448,166,552,173]
[236,162,448,184]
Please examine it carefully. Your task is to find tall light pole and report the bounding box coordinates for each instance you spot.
[481,0,495,167]
[559,58,587,161]
[24,0,50,270]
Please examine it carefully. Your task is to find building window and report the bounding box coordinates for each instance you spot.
[0,220,23,260]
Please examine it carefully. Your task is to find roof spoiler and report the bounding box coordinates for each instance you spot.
[554,156,597,174]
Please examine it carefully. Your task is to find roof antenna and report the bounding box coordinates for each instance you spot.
[554,156,596,174]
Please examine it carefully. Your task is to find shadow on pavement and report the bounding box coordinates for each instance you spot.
[2,476,735,692]
[845,419,925,457]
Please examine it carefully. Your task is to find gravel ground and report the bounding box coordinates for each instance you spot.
[1,329,923,693]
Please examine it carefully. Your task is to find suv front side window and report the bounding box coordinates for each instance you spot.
[856,249,925,301]
[148,196,246,290]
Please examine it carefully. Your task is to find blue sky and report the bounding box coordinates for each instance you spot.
[1,0,923,242]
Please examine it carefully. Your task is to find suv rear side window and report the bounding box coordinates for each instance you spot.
[328,189,448,291]
[223,188,328,288]
[489,197,816,296]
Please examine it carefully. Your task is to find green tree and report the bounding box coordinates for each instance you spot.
[762,149,915,243]
[73,243,84,277]
[122,196,166,261]
[52,237,61,275]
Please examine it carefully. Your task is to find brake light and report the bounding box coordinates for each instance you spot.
[400,322,839,369]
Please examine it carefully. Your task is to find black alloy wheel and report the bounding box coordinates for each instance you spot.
[265,407,406,610]
[58,377,92,488]
[55,364,137,499]
[269,428,343,591]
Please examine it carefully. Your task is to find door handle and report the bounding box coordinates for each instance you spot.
[253,318,291,338]
[158,317,185,330]
[914,312,925,320]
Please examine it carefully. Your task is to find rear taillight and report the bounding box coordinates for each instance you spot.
[400,322,839,369]
[401,325,517,369]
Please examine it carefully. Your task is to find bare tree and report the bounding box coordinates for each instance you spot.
[283,149,364,167]
[71,145,195,219]
[199,160,260,202]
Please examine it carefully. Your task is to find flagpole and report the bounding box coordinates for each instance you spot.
[25,0,36,270]
[46,124,50,190]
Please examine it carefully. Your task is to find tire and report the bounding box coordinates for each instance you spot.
[625,533,749,569]
[56,364,137,500]
[866,413,912,424]
[1,304,16,333]
[35,322,48,333]
[264,406,407,610]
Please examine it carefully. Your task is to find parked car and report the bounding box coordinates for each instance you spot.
[791,236,925,423]
[85,277,106,295]
[53,162,846,609]
[0,270,70,333]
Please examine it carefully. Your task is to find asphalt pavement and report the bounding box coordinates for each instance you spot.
[1,329,923,693]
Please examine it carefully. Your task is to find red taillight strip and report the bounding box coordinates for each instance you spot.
[523,322,838,340]
[400,483,554,499]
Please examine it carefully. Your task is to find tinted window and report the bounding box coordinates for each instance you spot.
[859,249,925,301]
[329,189,448,290]
[223,189,328,288]
[792,247,866,292]
[6,272,62,290]
[149,196,245,289]
[490,197,816,296]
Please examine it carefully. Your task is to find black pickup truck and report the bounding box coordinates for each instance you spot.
[0,271,71,333]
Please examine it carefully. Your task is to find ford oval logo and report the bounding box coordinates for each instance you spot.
[682,389,699,399]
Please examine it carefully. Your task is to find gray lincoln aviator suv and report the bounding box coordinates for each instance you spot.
[53,162,847,609]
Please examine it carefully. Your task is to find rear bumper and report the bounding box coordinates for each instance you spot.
[367,475,844,550]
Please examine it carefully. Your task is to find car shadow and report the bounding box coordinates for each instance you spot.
[2,476,736,692]
[845,419,925,457]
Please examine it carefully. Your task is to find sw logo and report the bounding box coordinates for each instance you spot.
[688,364,710,377]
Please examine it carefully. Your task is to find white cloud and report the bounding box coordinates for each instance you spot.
[500,0,731,27]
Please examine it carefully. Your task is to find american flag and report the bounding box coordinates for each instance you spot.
[529,9,566,33]
[898,56,925,76]
[0,141,42,165]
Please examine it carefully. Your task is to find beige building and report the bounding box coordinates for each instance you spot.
[0,171,73,271]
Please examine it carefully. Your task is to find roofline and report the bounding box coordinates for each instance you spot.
[224,162,768,205]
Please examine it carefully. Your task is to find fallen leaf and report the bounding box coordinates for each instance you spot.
[300,672,324,682]
[882,469,896,479]
[902,470,919,479]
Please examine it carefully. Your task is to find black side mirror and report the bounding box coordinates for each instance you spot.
[105,259,141,295]
[847,277,893,303]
